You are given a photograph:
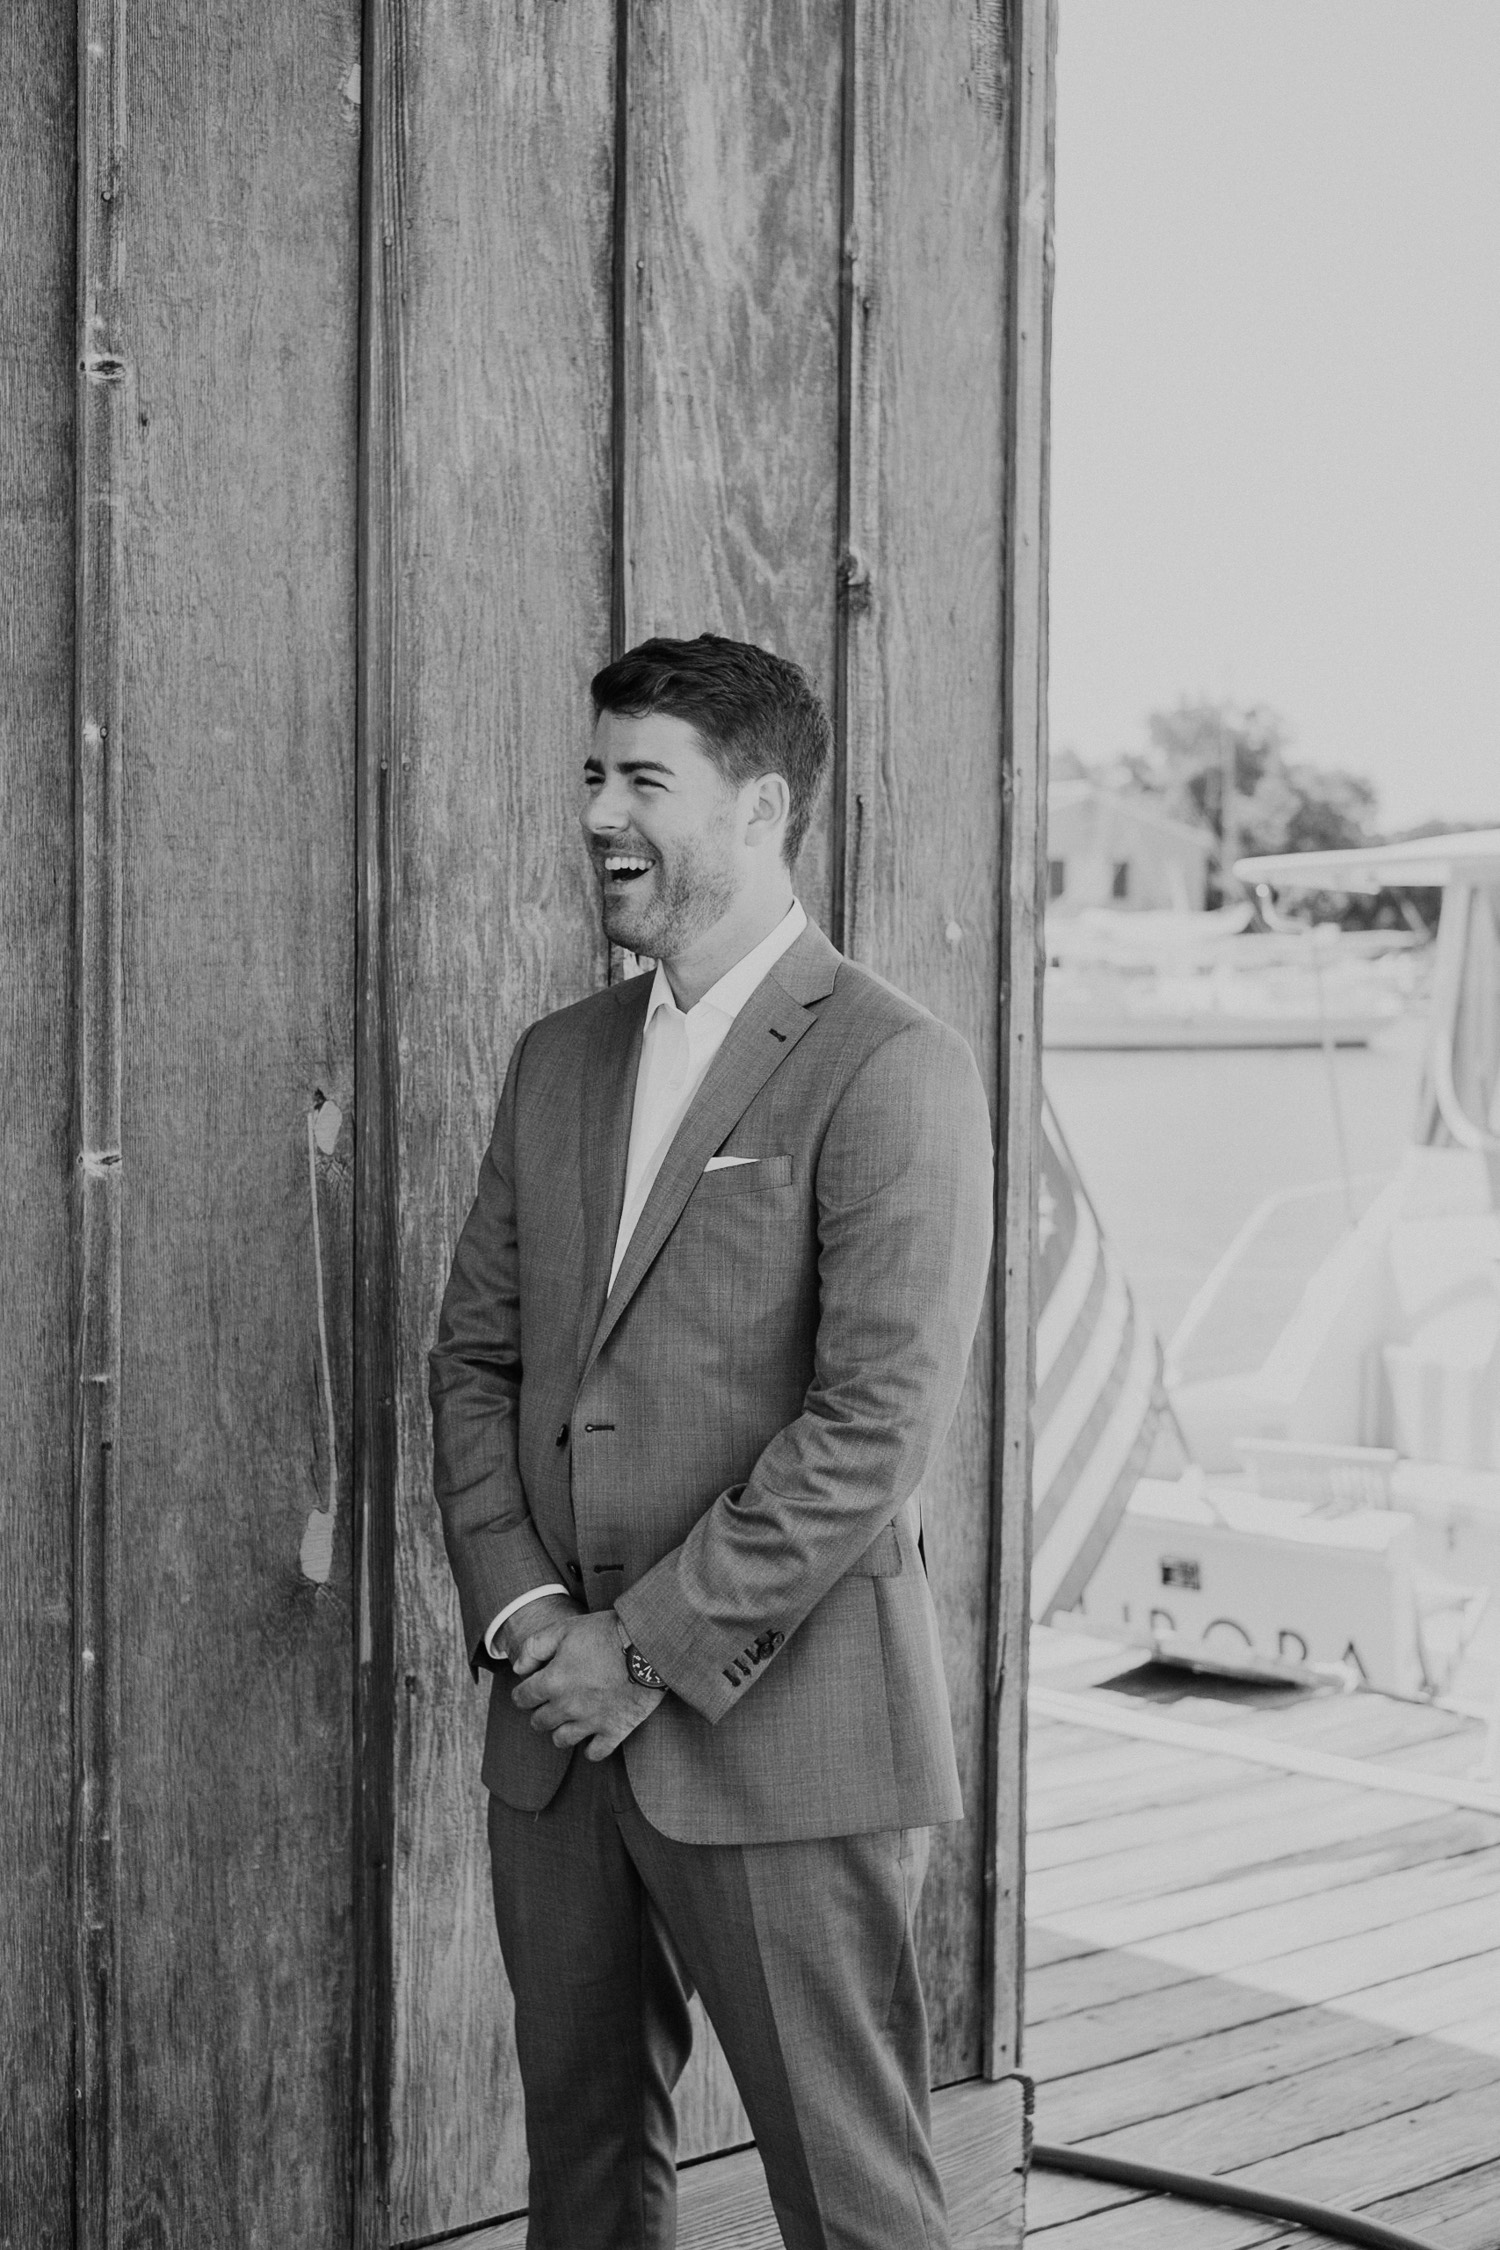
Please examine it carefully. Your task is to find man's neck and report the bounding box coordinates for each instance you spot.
[659,887,796,1011]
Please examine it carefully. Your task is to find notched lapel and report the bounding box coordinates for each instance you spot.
[577,976,651,1363]
[582,968,822,1376]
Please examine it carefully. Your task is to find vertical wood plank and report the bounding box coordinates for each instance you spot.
[621,0,845,932]
[374,3,617,2236]
[74,5,127,2239]
[618,0,845,2148]
[985,0,1054,2082]
[354,5,405,2238]
[0,9,77,2243]
[109,6,363,2241]
[841,0,1013,2085]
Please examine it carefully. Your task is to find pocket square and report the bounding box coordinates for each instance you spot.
[704,1155,760,1171]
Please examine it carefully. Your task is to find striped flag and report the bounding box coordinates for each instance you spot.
[1031,1094,1168,1622]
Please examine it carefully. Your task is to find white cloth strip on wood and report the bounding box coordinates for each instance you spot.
[1030,1686,1500,1816]
[299,1104,339,1584]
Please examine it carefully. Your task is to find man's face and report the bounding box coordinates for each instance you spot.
[582,710,744,957]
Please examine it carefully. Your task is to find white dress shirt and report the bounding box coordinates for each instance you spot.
[485,899,808,1658]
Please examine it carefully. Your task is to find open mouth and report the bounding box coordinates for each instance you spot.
[601,852,655,888]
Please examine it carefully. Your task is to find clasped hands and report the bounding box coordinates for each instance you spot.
[507,1595,664,1759]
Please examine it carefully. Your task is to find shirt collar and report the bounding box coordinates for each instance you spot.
[645,899,808,1030]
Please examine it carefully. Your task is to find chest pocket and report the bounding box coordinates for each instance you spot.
[697,1153,794,1191]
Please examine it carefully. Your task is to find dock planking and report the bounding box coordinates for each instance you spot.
[1026,1637,1500,2247]
[450,2074,1029,2250]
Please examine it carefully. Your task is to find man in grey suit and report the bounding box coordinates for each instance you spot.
[430,634,993,2249]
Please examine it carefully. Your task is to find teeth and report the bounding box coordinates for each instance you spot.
[604,854,653,873]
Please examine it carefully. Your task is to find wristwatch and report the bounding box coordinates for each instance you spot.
[614,1612,666,1692]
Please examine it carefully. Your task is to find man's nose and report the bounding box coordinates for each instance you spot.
[584,777,630,835]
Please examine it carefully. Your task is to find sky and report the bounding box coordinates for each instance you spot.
[1049,0,1500,831]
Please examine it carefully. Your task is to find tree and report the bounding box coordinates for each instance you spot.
[1106,697,1377,908]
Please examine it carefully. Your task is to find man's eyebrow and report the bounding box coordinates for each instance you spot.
[583,755,676,777]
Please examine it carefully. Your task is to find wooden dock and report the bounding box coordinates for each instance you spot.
[1024,1630,1500,2249]
[434,1631,1500,2250]
[459,2073,1027,2248]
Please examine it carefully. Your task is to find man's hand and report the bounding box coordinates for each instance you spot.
[496,1591,578,1668]
[511,1609,664,1760]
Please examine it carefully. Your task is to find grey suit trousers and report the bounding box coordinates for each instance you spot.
[488,1759,949,2250]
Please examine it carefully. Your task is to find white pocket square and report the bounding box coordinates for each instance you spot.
[704,1155,760,1171]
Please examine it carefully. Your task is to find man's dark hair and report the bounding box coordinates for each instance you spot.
[590,633,831,865]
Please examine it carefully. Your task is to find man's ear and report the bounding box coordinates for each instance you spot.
[742,771,791,851]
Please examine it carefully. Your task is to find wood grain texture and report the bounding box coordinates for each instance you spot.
[841,0,1014,2084]
[376,2,616,2236]
[110,5,362,2242]
[616,0,844,2150]
[0,9,76,2244]
[1075,2033,1500,2178]
[1042,1809,1499,1949]
[1026,1971,1299,2082]
[1030,1789,1470,1919]
[1037,2003,1398,2146]
[1026,1681,1500,2250]
[74,8,128,2241]
[620,0,844,932]
[987,0,1055,2079]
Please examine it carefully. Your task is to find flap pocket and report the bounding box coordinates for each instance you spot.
[848,1522,904,1577]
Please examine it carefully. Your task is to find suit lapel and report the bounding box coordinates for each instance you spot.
[580,922,841,1379]
[577,973,652,1368]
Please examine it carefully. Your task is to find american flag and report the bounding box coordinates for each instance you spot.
[1031,1094,1169,1622]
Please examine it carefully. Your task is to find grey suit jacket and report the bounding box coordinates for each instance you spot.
[429,919,994,1844]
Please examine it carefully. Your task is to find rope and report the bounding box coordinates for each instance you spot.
[299,1103,338,1584]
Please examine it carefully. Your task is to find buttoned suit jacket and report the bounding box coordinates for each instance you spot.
[429,918,994,1845]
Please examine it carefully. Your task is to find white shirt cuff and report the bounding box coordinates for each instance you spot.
[484,1584,570,1661]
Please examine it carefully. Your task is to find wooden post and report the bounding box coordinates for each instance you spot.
[1,10,83,2245]
[73,7,128,2237]
[984,0,1056,2083]
[352,2,407,2240]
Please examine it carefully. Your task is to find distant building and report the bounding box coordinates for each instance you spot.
[1047,757,1214,914]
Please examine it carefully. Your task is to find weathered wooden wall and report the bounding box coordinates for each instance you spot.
[371,0,1052,2236]
[69,3,363,2243]
[364,2,617,2235]
[0,9,76,2246]
[0,1,1049,2242]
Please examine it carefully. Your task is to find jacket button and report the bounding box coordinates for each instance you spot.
[555,1424,569,1448]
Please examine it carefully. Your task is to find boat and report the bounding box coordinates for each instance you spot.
[1042,901,1421,1051]
[1062,830,1500,1736]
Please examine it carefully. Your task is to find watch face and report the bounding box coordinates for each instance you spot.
[626,1645,664,1690]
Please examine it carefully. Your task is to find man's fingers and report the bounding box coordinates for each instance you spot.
[511,1624,567,1678]
[550,1721,593,1750]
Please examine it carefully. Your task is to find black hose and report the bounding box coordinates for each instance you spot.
[1031,2141,1441,2250]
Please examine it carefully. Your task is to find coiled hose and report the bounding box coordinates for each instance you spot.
[1031,2141,1440,2250]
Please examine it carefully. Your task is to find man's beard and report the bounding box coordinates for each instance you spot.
[599,827,738,961]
